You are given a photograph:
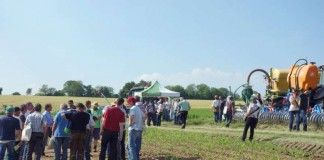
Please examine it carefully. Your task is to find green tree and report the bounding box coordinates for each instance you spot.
[185,84,197,99]
[53,90,65,96]
[12,92,21,95]
[84,85,96,97]
[196,84,211,99]
[63,80,85,96]
[218,87,230,98]
[118,81,136,97]
[165,85,186,97]
[39,85,49,95]
[26,88,32,95]
[210,87,223,98]
[96,86,114,97]
[0,87,2,95]
[38,85,57,96]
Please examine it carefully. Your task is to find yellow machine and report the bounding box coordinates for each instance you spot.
[244,59,324,105]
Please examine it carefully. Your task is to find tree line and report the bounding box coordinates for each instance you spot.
[2,80,240,99]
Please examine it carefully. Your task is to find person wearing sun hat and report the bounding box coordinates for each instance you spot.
[0,106,22,160]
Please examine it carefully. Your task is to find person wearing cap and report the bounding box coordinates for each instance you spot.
[176,97,191,129]
[91,101,103,153]
[242,97,260,141]
[225,96,235,127]
[61,103,91,160]
[52,104,70,160]
[99,98,125,160]
[211,95,221,123]
[0,106,21,160]
[126,96,145,160]
[25,103,48,160]
[289,89,301,131]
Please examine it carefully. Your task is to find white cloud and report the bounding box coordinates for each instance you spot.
[137,68,241,88]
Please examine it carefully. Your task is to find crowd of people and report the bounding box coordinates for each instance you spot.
[0,96,191,160]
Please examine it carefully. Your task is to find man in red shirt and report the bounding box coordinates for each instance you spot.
[99,98,125,160]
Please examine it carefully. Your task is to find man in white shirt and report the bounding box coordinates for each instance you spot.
[211,95,221,123]
[289,89,301,131]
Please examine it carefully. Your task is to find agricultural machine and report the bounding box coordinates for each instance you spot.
[236,59,324,125]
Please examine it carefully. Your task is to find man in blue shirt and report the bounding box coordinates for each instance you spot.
[52,104,70,160]
[127,97,145,160]
[0,106,21,160]
[42,103,54,156]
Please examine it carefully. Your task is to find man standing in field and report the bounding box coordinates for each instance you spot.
[62,103,90,160]
[225,96,235,128]
[0,106,21,160]
[177,97,191,129]
[91,101,102,152]
[25,103,48,160]
[84,100,93,159]
[99,98,125,160]
[42,103,54,156]
[25,102,34,118]
[68,100,76,109]
[299,88,312,131]
[212,95,221,123]
[52,104,70,160]
[127,96,145,160]
[289,89,301,131]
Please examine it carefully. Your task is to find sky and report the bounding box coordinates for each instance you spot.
[0,0,324,96]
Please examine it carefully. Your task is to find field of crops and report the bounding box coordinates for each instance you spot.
[1,95,324,159]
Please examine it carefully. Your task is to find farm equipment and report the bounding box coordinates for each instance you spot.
[242,59,324,110]
[234,59,324,126]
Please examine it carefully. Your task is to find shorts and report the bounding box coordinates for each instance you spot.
[93,128,100,140]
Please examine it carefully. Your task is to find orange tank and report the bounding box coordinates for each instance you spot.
[287,64,319,91]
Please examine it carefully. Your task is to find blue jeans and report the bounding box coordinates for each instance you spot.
[289,111,300,131]
[0,141,15,160]
[214,112,221,123]
[84,130,92,160]
[127,130,142,160]
[225,112,233,127]
[174,112,179,125]
[300,109,308,131]
[54,137,70,160]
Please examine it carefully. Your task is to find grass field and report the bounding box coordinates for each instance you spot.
[1,95,323,159]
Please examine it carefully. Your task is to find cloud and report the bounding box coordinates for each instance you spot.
[136,68,244,88]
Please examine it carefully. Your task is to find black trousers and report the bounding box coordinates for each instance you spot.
[27,132,44,160]
[99,130,118,160]
[242,117,257,141]
[120,130,126,160]
[147,112,155,126]
[180,111,188,128]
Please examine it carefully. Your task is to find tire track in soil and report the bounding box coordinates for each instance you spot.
[280,141,324,159]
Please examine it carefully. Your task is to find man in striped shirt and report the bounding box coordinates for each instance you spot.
[25,103,48,160]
